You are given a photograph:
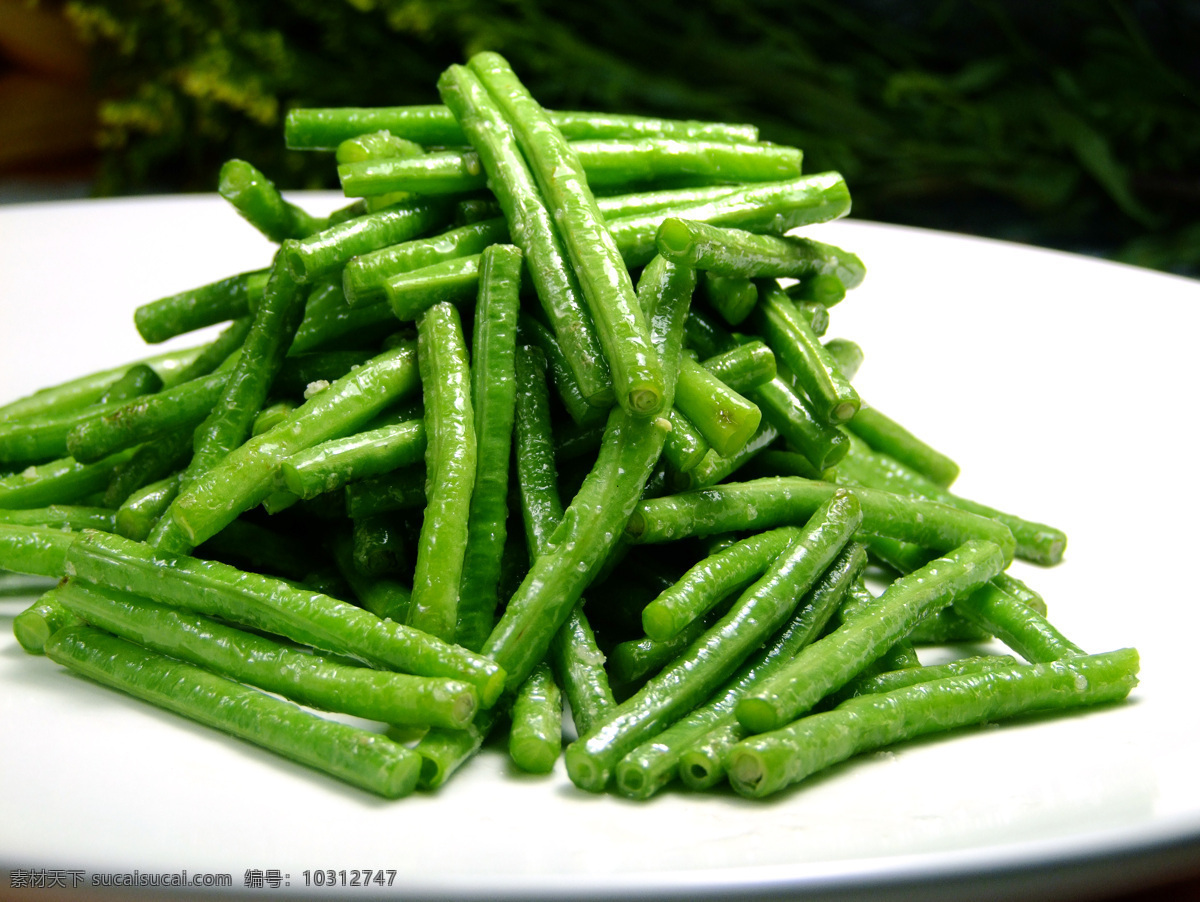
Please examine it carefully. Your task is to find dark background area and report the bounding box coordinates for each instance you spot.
[1,0,1197,275]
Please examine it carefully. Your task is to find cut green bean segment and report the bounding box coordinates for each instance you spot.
[790,272,847,307]
[408,303,476,643]
[483,256,695,693]
[470,52,665,417]
[735,539,1007,734]
[0,504,114,532]
[509,663,564,774]
[278,419,426,500]
[44,625,422,798]
[12,588,83,655]
[344,467,426,519]
[114,475,178,541]
[56,580,476,729]
[332,532,412,623]
[286,105,758,149]
[512,341,615,737]
[167,341,420,549]
[728,648,1139,799]
[672,356,761,458]
[656,218,865,288]
[822,337,864,381]
[1,348,205,426]
[134,270,267,344]
[642,527,801,642]
[0,449,136,511]
[835,654,1020,702]
[675,420,779,492]
[336,130,424,165]
[596,185,743,220]
[65,371,227,464]
[954,580,1085,663]
[517,315,605,427]
[0,522,77,577]
[618,543,866,798]
[566,490,862,792]
[64,530,506,705]
[438,64,611,408]
[456,246,522,651]
[281,199,449,284]
[608,172,852,268]
[219,159,321,242]
[343,217,509,308]
[96,364,162,406]
[700,271,759,326]
[840,434,1066,566]
[754,284,859,424]
[385,254,483,321]
[699,341,776,393]
[339,138,802,197]
[745,374,848,470]
[611,616,711,688]
[662,409,711,474]
[627,476,1016,564]
[845,404,960,489]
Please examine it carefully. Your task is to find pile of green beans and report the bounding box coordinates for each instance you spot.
[1,52,1136,803]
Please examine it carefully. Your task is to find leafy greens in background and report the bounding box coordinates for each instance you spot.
[65,0,1199,274]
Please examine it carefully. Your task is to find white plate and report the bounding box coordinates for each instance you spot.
[1,195,1198,900]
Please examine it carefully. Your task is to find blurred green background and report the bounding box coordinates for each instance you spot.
[2,0,1197,274]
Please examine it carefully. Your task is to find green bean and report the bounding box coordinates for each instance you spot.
[566,490,862,792]
[273,350,374,399]
[280,199,450,284]
[789,272,846,307]
[166,341,420,550]
[0,347,203,424]
[0,522,79,577]
[334,531,415,623]
[834,654,1020,703]
[470,52,665,417]
[438,64,612,408]
[342,217,510,308]
[517,315,605,427]
[0,449,136,510]
[44,625,422,798]
[627,476,1016,564]
[674,420,780,492]
[134,270,266,344]
[0,504,115,532]
[351,512,409,579]
[407,303,476,643]
[513,344,565,558]
[642,527,802,642]
[608,172,852,268]
[700,271,758,325]
[384,255,483,321]
[289,284,396,355]
[754,284,859,424]
[750,448,829,481]
[339,138,802,197]
[218,159,322,242]
[845,404,961,489]
[656,218,866,288]
[286,105,758,149]
[672,356,761,458]
[57,579,475,729]
[745,375,849,470]
[482,255,695,694]
[100,427,191,510]
[344,467,425,519]
[628,543,866,797]
[698,341,776,393]
[64,530,506,705]
[840,435,1066,566]
[277,419,426,500]
[454,246,523,651]
[735,539,1007,734]
[954,581,1085,663]
[94,364,161,407]
[114,475,178,541]
[661,410,711,474]
[12,587,83,654]
[509,663,563,774]
[727,648,1139,799]
[822,337,864,380]
[596,185,743,220]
